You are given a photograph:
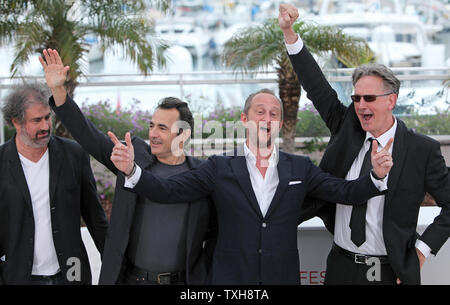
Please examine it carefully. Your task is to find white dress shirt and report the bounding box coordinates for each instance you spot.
[19,150,60,275]
[284,35,431,257]
[334,120,397,255]
[243,143,279,217]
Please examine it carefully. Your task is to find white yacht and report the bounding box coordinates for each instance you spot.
[310,0,447,67]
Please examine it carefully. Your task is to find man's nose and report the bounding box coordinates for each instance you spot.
[41,118,50,130]
[358,98,370,108]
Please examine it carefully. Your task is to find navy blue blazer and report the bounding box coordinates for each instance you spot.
[129,149,383,284]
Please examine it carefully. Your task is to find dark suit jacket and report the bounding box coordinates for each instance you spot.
[50,95,216,285]
[0,135,108,285]
[289,46,450,284]
[130,147,384,284]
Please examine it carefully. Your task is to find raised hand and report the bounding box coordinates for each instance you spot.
[38,49,69,105]
[371,138,394,179]
[38,49,69,90]
[278,3,299,44]
[278,3,299,30]
[108,131,135,176]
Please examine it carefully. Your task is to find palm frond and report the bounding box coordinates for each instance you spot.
[222,19,285,73]
[298,21,374,67]
[87,15,168,74]
[223,18,375,73]
[1,0,169,81]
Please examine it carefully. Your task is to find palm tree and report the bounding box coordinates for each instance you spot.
[0,0,169,136]
[222,19,374,153]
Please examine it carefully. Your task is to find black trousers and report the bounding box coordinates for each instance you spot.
[30,272,64,285]
[123,266,185,285]
[324,245,397,285]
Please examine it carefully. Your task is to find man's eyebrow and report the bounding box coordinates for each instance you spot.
[31,112,52,120]
[150,121,169,129]
[158,123,169,129]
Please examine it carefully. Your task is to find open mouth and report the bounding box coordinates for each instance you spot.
[360,113,373,122]
[36,131,50,139]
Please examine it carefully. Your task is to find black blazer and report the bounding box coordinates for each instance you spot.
[289,46,450,284]
[50,96,216,285]
[0,135,108,285]
[130,147,384,284]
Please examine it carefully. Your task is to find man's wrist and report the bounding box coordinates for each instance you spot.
[126,162,136,177]
[50,86,67,106]
[282,28,298,44]
[371,169,386,180]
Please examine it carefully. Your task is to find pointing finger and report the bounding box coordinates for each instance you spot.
[383,137,394,152]
[107,131,121,145]
[125,132,133,148]
[371,139,379,156]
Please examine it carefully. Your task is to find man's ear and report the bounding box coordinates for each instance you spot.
[240,112,248,127]
[388,94,397,111]
[11,118,21,131]
[179,128,191,142]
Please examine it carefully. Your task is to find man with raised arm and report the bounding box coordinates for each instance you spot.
[39,49,216,285]
[279,3,450,285]
[106,87,394,284]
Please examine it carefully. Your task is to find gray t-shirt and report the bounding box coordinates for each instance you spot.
[126,159,190,272]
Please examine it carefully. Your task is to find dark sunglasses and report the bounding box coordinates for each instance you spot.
[351,92,393,103]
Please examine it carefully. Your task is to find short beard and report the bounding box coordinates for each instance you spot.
[18,128,50,148]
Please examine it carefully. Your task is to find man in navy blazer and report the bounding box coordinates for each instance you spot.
[108,87,394,284]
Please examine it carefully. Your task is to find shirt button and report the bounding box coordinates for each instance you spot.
[262,222,267,228]
[258,249,262,254]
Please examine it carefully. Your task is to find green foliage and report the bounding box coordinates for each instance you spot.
[0,0,169,86]
[80,99,151,139]
[295,103,330,137]
[3,102,449,143]
[222,18,374,72]
[401,108,450,135]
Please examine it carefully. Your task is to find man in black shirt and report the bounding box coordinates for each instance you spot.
[39,49,216,285]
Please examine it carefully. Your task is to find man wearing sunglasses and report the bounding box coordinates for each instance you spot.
[279,4,450,285]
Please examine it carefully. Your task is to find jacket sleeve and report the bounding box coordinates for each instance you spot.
[288,46,348,136]
[419,144,450,255]
[79,150,108,255]
[49,95,118,175]
[130,156,217,204]
[305,157,384,205]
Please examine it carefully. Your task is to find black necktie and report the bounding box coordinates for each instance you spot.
[349,137,376,247]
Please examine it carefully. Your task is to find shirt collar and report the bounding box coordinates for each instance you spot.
[365,116,397,150]
[243,142,278,167]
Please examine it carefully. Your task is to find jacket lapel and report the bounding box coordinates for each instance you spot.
[265,152,291,219]
[7,137,33,210]
[385,119,408,207]
[48,137,63,204]
[230,153,263,219]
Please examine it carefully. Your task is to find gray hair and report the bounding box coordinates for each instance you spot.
[352,64,400,95]
[243,88,284,120]
[2,82,51,127]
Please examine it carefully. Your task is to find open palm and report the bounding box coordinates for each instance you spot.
[38,49,69,90]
